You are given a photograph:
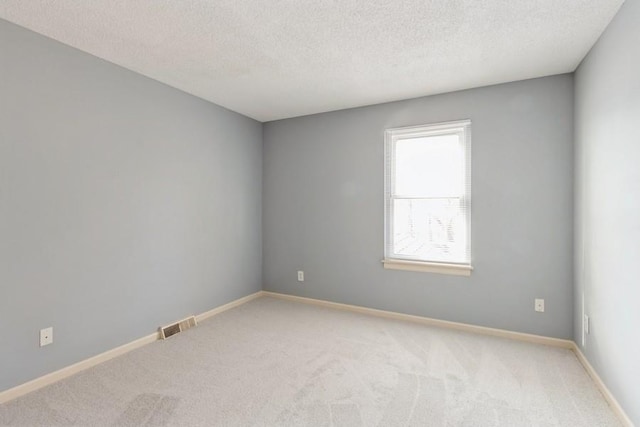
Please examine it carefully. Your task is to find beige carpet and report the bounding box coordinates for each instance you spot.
[0,296,621,426]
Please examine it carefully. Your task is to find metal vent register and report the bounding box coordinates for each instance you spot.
[159,316,197,339]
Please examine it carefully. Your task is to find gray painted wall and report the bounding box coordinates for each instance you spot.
[574,0,640,423]
[263,75,574,339]
[0,19,262,392]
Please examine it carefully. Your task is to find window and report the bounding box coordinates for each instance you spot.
[384,120,472,276]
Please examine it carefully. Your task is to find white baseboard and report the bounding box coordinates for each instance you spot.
[262,291,574,349]
[0,333,158,405]
[572,344,634,427]
[2,290,632,427]
[196,291,264,323]
[0,291,264,405]
[263,291,634,426]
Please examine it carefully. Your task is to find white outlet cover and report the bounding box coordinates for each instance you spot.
[40,327,53,347]
[297,271,304,282]
[534,299,545,313]
[584,315,590,334]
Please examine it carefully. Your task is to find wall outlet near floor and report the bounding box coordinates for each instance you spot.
[584,315,590,334]
[40,327,53,347]
[534,298,545,313]
[297,271,304,282]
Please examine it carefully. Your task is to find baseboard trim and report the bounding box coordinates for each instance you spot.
[0,291,263,405]
[0,333,158,405]
[263,291,634,426]
[2,290,632,427]
[262,291,574,349]
[196,291,264,323]
[572,344,633,427]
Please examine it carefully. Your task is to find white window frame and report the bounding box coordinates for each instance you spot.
[383,120,472,276]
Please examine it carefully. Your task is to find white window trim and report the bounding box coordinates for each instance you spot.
[383,119,472,275]
[382,259,473,276]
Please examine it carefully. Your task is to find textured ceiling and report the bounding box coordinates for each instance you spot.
[0,1,624,122]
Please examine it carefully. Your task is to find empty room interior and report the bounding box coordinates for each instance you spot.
[0,0,638,426]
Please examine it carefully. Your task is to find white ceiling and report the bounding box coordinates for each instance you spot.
[0,1,624,122]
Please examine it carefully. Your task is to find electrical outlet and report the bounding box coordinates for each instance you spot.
[534,298,545,313]
[584,315,590,334]
[40,327,53,347]
[581,293,586,347]
[297,271,304,282]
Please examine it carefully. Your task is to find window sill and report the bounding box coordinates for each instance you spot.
[382,259,473,276]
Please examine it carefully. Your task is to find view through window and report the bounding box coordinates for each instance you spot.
[384,120,471,268]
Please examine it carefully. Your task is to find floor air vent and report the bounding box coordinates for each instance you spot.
[159,316,197,339]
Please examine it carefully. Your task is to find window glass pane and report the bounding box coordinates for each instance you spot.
[392,198,467,263]
[394,134,463,197]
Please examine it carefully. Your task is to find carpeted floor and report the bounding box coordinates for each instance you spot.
[0,296,621,426]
